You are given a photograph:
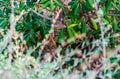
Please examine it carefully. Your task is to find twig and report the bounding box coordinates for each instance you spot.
[94,0,106,58]
[51,8,63,28]
[9,0,15,42]
[30,8,52,20]
[38,8,63,56]
[107,14,120,16]
[94,0,106,78]
[0,1,25,52]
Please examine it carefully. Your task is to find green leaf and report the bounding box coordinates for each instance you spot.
[68,1,74,5]
[81,20,87,33]
[100,7,106,15]
[0,19,7,28]
[54,0,63,7]
[70,28,78,36]
[19,1,25,10]
[50,2,55,11]
[0,9,4,16]
[34,4,39,10]
[110,37,115,48]
[39,0,48,4]
[112,17,118,31]
[74,5,80,15]
[102,18,109,25]
[105,0,111,11]
[91,18,98,30]
[57,28,64,43]
[67,28,75,43]
[42,1,50,9]
[67,24,77,29]
[25,35,30,43]
[32,36,37,44]
[82,3,87,12]
[87,0,93,8]
[67,28,74,38]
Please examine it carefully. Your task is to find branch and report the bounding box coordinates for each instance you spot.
[107,14,120,16]
[30,8,52,20]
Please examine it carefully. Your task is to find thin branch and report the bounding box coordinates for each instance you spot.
[9,0,15,42]
[0,3,25,52]
[38,8,63,57]
[107,14,120,16]
[94,0,106,58]
[30,8,52,20]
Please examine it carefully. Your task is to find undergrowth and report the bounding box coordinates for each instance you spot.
[0,0,120,79]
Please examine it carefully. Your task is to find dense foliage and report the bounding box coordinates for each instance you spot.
[0,0,120,78]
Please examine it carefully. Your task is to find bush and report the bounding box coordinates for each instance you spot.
[0,0,120,79]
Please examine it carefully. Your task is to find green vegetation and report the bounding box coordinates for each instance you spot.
[0,0,120,78]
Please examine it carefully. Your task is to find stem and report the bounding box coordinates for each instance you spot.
[94,0,106,58]
[94,0,106,78]
[99,20,106,58]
